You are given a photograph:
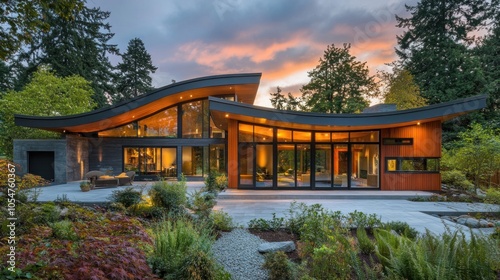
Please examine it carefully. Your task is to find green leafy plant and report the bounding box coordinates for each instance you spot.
[262,251,294,280]
[50,220,79,241]
[79,181,91,192]
[441,170,474,190]
[383,221,419,239]
[109,186,142,208]
[209,210,235,231]
[149,179,187,214]
[204,170,228,193]
[357,227,375,254]
[248,213,285,231]
[188,190,217,218]
[374,228,500,279]
[148,219,220,279]
[485,188,500,205]
[347,210,382,229]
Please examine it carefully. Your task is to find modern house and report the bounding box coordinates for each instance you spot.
[14,73,487,191]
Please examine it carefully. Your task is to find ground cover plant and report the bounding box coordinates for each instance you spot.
[252,202,500,280]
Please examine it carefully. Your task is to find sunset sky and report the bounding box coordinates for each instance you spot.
[89,0,418,107]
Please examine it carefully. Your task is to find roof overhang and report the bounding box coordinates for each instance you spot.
[15,73,261,133]
[210,94,488,131]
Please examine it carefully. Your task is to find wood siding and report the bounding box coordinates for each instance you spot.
[381,121,442,191]
[227,119,239,188]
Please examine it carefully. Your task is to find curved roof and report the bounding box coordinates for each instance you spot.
[209,94,488,131]
[15,73,261,133]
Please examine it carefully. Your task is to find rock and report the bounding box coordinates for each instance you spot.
[441,216,453,222]
[479,219,490,228]
[456,217,480,228]
[258,241,295,253]
[475,189,486,198]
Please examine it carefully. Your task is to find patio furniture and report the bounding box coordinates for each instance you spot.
[116,171,136,186]
[85,171,119,188]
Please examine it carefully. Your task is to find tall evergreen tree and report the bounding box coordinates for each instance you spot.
[12,5,118,107]
[0,0,84,60]
[301,43,378,114]
[270,86,301,111]
[476,18,500,128]
[396,0,497,104]
[114,38,157,103]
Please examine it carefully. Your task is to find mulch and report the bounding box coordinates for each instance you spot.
[248,229,301,262]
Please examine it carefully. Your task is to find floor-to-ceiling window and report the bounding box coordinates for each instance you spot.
[237,122,380,189]
[124,147,177,178]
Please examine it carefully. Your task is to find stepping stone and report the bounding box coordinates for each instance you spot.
[258,241,295,253]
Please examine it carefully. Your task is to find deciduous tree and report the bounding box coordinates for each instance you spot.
[379,65,426,110]
[0,69,95,159]
[301,44,378,114]
[12,5,118,107]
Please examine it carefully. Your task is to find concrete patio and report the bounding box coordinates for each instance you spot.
[33,181,499,236]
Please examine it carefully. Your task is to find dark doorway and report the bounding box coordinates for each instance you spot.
[28,151,55,181]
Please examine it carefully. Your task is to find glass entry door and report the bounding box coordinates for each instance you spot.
[333,144,348,188]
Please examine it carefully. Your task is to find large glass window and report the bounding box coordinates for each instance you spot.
[334,144,349,187]
[315,145,332,188]
[350,131,379,142]
[239,123,254,142]
[124,147,177,177]
[254,126,273,142]
[351,144,379,188]
[210,144,226,173]
[278,144,295,187]
[256,144,273,187]
[182,146,207,176]
[99,123,137,137]
[386,158,439,172]
[138,107,177,137]
[296,144,311,187]
[182,100,209,138]
[239,144,254,186]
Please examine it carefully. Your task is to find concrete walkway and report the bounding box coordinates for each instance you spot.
[33,181,499,236]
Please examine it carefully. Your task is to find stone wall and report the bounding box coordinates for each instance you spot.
[13,139,67,184]
[65,135,89,181]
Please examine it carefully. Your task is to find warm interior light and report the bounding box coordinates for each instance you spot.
[190,94,192,97]
[225,114,229,117]
[417,122,421,125]
[180,96,183,99]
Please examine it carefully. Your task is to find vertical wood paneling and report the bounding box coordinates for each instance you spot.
[381,121,442,191]
[227,119,238,188]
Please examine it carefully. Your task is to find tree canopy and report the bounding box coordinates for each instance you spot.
[269,86,301,111]
[10,4,118,107]
[301,43,378,114]
[0,0,84,60]
[379,65,427,110]
[0,69,95,159]
[114,38,157,103]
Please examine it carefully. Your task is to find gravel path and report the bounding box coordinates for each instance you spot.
[212,229,268,280]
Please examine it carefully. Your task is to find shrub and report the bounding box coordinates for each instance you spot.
[262,251,293,280]
[485,188,500,205]
[347,210,382,229]
[50,220,79,241]
[309,243,351,280]
[33,203,61,225]
[356,227,375,254]
[383,221,419,239]
[441,169,474,190]
[109,186,142,208]
[149,219,218,279]
[204,170,227,193]
[188,190,217,218]
[210,210,235,231]
[130,204,165,219]
[248,213,285,231]
[149,180,187,213]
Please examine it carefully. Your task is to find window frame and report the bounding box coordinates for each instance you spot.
[385,157,440,173]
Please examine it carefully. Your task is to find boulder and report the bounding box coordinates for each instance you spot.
[456,217,480,228]
[258,241,295,253]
